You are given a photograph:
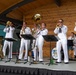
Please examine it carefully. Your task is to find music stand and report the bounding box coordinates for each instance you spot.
[14,33,21,64]
[17,34,35,65]
[43,35,58,66]
[4,38,17,41]
[3,38,17,63]
[21,34,35,40]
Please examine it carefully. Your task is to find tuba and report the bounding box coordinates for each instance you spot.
[32,14,41,38]
[32,14,42,22]
[32,24,41,38]
[32,14,41,49]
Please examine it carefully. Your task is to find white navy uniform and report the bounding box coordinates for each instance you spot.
[33,28,48,61]
[18,27,31,60]
[2,26,15,58]
[54,25,69,63]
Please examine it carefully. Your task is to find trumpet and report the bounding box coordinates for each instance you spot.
[6,21,11,27]
[56,24,59,28]
[56,23,61,28]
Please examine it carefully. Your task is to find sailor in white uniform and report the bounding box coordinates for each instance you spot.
[33,23,48,62]
[2,21,15,59]
[54,19,69,64]
[18,22,31,60]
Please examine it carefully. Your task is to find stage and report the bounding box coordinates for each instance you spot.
[0,57,76,75]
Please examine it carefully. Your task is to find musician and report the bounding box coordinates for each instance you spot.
[68,32,75,40]
[68,32,75,50]
[68,32,76,58]
[18,22,31,60]
[54,19,69,64]
[32,23,41,49]
[32,23,38,36]
[2,21,15,60]
[33,23,48,62]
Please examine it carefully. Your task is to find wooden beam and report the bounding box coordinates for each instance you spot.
[54,0,61,7]
[0,0,35,26]
[0,0,35,16]
[0,16,23,26]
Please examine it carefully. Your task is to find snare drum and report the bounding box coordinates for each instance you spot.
[52,47,58,59]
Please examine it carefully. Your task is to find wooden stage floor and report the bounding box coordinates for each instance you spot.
[0,57,76,72]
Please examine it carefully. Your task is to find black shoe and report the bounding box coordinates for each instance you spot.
[56,61,61,63]
[74,56,76,58]
[39,61,44,64]
[39,61,43,63]
[9,58,11,61]
[24,59,28,61]
[64,62,69,64]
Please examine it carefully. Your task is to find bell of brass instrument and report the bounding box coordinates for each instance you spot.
[56,23,60,28]
[32,14,41,22]
[32,14,41,38]
[6,21,11,27]
[56,24,59,27]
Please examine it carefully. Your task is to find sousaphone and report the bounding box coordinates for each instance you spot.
[32,14,42,23]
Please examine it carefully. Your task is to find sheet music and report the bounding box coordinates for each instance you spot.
[4,38,17,41]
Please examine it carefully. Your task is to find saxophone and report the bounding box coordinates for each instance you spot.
[21,26,25,34]
[20,26,25,38]
[32,24,41,38]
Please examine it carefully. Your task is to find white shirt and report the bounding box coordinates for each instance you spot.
[20,27,31,39]
[40,29,48,35]
[68,36,75,40]
[20,27,31,35]
[3,26,15,38]
[37,28,48,40]
[68,36,76,45]
[54,25,67,40]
